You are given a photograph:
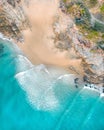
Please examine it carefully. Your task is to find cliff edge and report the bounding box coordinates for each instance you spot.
[53,0,104,86]
[0,0,30,41]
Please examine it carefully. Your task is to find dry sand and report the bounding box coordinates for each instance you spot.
[17,0,83,74]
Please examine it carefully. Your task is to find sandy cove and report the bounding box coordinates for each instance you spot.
[17,0,83,74]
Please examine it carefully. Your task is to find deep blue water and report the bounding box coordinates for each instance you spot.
[0,38,104,130]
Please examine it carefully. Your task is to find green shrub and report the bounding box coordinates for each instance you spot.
[93,21,104,33]
[100,4,104,13]
[86,29,99,39]
[102,34,104,39]
[97,41,104,50]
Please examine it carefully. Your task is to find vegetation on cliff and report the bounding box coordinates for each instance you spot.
[53,0,104,85]
[62,0,104,50]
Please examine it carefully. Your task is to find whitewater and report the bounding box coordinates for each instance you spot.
[0,37,104,130]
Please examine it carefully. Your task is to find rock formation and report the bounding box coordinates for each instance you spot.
[0,0,30,41]
[53,0,104,86]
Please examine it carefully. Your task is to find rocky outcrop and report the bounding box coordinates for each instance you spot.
[0,0,30,41]
[53,0,104,86]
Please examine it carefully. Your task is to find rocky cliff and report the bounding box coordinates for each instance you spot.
[53,0,104,86]
[0,0,30,41]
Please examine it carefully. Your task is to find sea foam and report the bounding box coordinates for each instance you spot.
[0,38,104,130]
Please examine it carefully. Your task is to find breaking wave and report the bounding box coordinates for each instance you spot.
[0,38,104,130]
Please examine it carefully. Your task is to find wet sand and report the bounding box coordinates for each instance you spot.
[17,0,83,74]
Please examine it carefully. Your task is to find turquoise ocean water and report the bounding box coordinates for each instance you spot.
[0,38,104,130]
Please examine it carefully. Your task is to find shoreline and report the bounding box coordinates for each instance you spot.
[0,0,103,88]
[17,0,84,75]
[0,34,104,94]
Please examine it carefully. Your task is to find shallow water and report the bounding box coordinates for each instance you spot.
[0,39,104,130]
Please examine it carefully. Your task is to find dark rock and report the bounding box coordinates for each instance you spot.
[74,78,79,84]
[75,84,78,88]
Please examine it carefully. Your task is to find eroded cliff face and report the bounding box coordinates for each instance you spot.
[0,0,30,41]
[53,0,104,85]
